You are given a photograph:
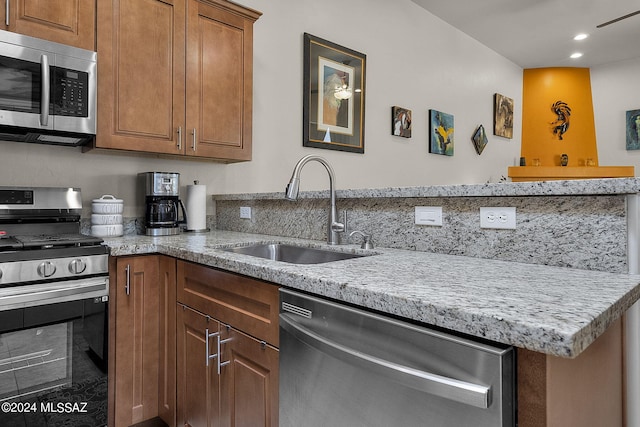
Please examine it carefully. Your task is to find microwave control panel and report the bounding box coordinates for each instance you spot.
[52,67,89,118]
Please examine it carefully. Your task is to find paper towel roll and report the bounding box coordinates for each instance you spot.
[186,182,207,231]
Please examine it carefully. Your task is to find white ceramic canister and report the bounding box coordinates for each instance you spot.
[91,213,123,225]
[91,224,124,237]
[92,195,124,214]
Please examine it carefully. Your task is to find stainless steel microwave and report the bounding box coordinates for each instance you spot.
[0,30,96,146]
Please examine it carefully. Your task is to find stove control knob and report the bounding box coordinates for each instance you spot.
[69,259,87,274]
[37,261,57,278]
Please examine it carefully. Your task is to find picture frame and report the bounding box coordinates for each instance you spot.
[429,109,454,156]
[626,109,640,150]
[303,33,366,153]
[494,93,514,139]
[472,124,488,155]
[392,106,412,138]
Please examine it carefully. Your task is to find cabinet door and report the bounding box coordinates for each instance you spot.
[3,0,95,50]
[114,255,160,427]
[185,0,260,161]
[96,0,186,154]
[177,305,222,427]
[220,327,279,427]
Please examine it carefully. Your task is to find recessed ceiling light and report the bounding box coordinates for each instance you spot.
[573,33,589,41]
[570,52,583,59]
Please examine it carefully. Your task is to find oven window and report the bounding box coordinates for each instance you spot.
[0,318,107,426]
[0,322,72,400]
[0,56,41,114]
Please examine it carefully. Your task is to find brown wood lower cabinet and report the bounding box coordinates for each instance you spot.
[221,326,279,426]
[177,306,222,426]
[176,260,279,427]
[176,305,279,427]
[110,255,177,427]
[111,255,278,427]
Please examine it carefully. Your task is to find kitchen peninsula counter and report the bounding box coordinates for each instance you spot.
[103,229,640,358]
[212,176,640,200]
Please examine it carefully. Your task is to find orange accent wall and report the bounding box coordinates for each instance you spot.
[521,68,598,167]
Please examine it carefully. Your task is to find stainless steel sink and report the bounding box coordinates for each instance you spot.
[222,243,367,264]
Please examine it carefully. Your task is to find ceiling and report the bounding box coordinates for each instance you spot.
[410,0,640,68]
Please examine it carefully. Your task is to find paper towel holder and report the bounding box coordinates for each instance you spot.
[184,180,210,233]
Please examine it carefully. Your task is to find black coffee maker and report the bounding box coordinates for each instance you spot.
[142,172,187,236]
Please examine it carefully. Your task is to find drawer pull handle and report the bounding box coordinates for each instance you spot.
[205,327,231,374]
[124,264,130,296]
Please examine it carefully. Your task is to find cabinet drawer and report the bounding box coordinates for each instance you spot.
[177,260,279,346]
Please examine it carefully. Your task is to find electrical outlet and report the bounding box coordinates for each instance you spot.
[240,206,252,219]
[415,206,443,226]
[480,207,516,229]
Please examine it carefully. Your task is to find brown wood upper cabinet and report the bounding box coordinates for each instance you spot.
[0,0,95,50]
[94,0,261,162]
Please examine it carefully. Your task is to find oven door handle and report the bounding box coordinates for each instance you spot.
[280,313,491,409]
[0,277,108,311]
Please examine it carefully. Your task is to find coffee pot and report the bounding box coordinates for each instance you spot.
[141,172,187,236]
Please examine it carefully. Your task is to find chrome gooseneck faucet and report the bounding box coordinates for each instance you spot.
[285,155,344,245]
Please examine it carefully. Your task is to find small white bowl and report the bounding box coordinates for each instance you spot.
[91,214,123,225]
[91,224,123,237]
[92,195,123,214]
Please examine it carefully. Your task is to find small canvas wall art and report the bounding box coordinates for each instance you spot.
[392,106,412,138]
[472,125,488,155]
[494,93,514,139]
[627,109,640,150]
[429,109,454,156]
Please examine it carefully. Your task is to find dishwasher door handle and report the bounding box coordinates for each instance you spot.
[280,313,492,409]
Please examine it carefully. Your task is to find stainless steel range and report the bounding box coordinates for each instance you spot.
[0,187,109,421]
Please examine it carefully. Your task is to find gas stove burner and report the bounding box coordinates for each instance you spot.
[0,236,22,251]
[11,233,104,250]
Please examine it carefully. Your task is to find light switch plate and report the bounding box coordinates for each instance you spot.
[415,206,443,226]
[480,207,516,229]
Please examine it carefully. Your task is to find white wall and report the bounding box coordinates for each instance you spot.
[223,0,523,192]
[1,0,525,215]
[591,57,640,168]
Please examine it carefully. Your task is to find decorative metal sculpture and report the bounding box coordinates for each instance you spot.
[550,101,571,140]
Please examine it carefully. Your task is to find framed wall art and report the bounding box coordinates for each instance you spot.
[392,106,412,138]
[472,124,488,155]
[494,93,514,139]
[303,33,366,153]
[626,109,640,150]
[429,109,454,156]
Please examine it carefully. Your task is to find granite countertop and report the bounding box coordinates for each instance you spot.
[103,230,640,358]
[212,177,640,200]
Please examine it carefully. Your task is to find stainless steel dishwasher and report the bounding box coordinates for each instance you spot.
[279,289,515,427]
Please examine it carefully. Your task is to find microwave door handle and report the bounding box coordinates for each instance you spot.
[40,54,50,126]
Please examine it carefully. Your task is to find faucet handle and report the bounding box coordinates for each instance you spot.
[349,230,374,249]
[342,210,348,235]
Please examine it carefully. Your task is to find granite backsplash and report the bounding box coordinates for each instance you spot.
[214,194,628,273]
